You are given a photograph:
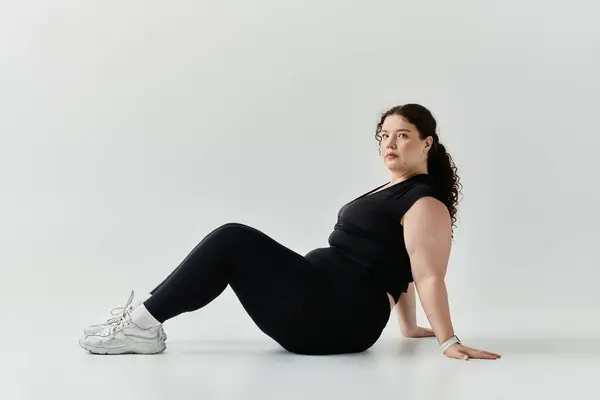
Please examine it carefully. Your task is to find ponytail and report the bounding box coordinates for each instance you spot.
[427,141,462,236]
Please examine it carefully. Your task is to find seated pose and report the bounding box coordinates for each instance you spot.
[79,103,501,361]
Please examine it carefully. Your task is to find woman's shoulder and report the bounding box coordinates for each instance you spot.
[387,175,444,221]
[390,174,440,198]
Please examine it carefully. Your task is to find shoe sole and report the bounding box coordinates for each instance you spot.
[83,330,167,342]
[79,338,166,355]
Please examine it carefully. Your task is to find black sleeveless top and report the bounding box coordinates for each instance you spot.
[327,173,444,302]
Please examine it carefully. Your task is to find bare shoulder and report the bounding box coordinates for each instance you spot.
[401,196,452,278]
[400,196,451,227]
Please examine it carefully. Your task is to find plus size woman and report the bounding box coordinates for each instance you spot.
[79,103,501,361]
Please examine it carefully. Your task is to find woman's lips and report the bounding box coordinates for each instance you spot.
[385,154,398,159]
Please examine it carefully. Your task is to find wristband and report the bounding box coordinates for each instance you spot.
[440,335,461,354]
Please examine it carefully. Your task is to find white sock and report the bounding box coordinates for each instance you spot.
[132,293,153,309]
[130,303,161,329]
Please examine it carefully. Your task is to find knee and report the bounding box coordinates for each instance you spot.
[210,222,256,243]
[219,222,248,230]
[214,222,251,236]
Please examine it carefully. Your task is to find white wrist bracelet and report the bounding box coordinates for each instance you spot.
[440,335,461,354]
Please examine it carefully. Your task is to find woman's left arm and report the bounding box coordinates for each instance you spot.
[402,196,501,360]
[395,283,435,338]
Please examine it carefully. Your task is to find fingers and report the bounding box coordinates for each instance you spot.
[465,347,501,359]
[406,326,436,338]
[483,351,501,358]
[445,345,501,361]
[423,327,435,337]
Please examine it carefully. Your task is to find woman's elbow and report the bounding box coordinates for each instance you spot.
[413,272,445,287]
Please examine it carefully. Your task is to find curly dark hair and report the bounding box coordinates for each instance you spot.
[374,103,463,236]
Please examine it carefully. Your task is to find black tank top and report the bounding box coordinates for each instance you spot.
[327,173,444,302]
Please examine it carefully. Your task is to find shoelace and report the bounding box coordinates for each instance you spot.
[102,290,136,325]
[104,307,128,324]
[103,290,136,335]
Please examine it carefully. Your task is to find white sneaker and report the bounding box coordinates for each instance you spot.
[79,292,167,355]
[83,291,167,341]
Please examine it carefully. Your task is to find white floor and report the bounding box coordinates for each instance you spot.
[5,297,600,400]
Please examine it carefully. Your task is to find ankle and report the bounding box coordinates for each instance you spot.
[130,303,162,329]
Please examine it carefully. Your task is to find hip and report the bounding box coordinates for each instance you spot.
[303,246,392,326]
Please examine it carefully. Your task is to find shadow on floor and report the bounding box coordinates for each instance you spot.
[382,335,600,357]
[169,339,383,359]
[162,334,600,358]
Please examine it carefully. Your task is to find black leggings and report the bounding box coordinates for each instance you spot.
[144,223,391,355]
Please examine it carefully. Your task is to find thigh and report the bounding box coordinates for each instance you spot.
[217,223,328,347]
[316,287,391,354]
[285,248,392,355]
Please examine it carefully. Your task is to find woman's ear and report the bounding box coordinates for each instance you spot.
[423,137,433,152]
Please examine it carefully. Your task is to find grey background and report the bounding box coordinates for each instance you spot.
[2,0,599,398]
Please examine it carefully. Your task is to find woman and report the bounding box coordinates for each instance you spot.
[79,103,501,361]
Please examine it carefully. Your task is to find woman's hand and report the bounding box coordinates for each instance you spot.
[444,343,501,360]
[403,326,436,338]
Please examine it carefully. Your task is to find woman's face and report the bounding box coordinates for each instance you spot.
[379,114,432,173]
